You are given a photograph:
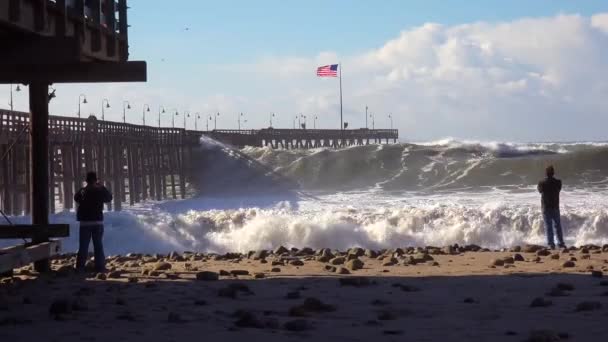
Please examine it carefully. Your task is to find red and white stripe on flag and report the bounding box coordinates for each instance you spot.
[317,64,338,77]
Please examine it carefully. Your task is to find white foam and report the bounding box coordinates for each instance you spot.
[4,190,605,255]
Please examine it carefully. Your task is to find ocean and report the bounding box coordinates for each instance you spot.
[3,139,608,254]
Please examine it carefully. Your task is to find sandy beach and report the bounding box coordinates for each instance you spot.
[1,244,607,341]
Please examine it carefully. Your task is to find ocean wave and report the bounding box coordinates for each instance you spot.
[238,141,608,191]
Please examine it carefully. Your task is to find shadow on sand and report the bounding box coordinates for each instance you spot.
[1,271,607,341]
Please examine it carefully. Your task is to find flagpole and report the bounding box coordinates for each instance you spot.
[339,62,343,146]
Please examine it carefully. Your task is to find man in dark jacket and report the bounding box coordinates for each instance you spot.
[74,171,113,272]
[537,165,565,249]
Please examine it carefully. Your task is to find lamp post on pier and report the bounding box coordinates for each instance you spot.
[314,115,318,129]
[9,84,21,112]
[101,98,110,121]
[365,105,368,129]
[171,109,178,128]
[238,112,244,130]
[215,112,220,130]
[195,113,201,131]
[269,112,275,127]
[207,114,212,131]
[293,115,298,129]
[158,106,165,128]
[142,104,150,126]
[78,94,88,119]
[369,112,375,130]
[388,113,393,130]
[183,111,189,129]
[300,114,307,129]
[122,100,131,123]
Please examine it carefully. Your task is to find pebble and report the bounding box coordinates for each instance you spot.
[107,271,122,279]
[392,283,420,292]
[284,319,312,331]
[49,299,72,319]
[196,271,219,281]
[530,297,553,308]
[491,259,505,267]
[336,267,350,274]
[346,259,364,271]
[252,250,268,260]
[502,256,515,264]
[233,310,264,329]
[536,249,551,257]
[168,312,184,323]
[575,301,602,312]
[271,267,281,272]
[289,298,336,316]
[153,262,172,271]
[274,246,289,255]
[339,277,372,287]
[562,261,576,268]
[525,330,563,342]
[286,291,301,300]
[591,271,603,278]
[289,260,305,266]
[324,265,337,272]
[377,311,397,320]
[329,257,345,265]
[254,273,265,279]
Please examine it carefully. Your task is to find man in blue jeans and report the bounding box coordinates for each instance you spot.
[74,171,113,272]
[537,165,566,249]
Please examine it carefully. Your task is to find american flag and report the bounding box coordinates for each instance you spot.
[317,64,339,77]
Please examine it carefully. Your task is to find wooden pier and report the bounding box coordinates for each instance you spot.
[0,109,200,216]
[208,128,399,149]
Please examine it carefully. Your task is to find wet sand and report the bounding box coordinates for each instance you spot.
[1,244,608,341]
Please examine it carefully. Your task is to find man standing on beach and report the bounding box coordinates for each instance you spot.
[74,171,113,272]
[537,165,565,249]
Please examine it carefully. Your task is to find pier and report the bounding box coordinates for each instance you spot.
[209,128,399,148]
[0,109,399,215]
[0,109,200,216]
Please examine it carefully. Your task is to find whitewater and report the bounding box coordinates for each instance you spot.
[3,139,608,254]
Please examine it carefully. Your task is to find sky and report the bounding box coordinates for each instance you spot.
[3,0,608,141]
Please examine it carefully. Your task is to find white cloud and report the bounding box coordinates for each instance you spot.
[3,13,608,141]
